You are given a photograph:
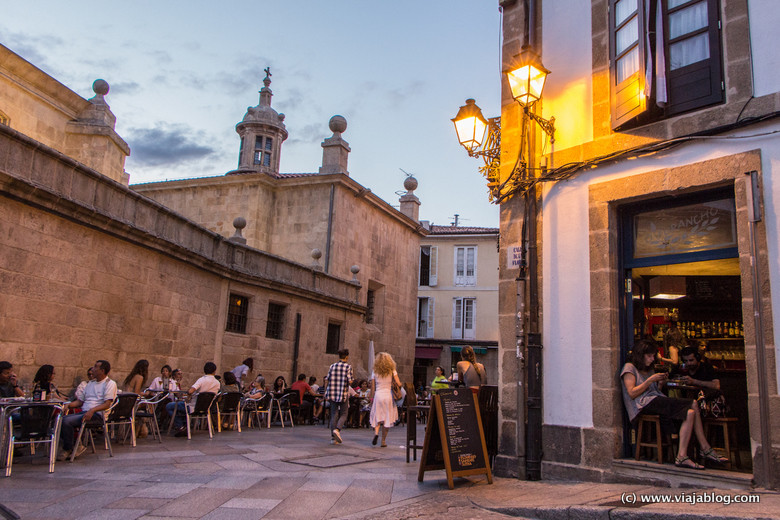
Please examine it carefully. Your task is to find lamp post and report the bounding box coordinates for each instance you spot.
[452,41,555,481]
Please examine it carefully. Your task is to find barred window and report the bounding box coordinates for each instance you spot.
[266,302,286,339]
[226,294,248,334]
[366,290,376,324]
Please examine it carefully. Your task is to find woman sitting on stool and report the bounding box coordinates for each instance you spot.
[621,339,727,469]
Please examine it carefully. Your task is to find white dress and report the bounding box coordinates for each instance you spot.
[370,371,398,428]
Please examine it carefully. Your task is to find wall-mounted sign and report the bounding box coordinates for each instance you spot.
[507,245,523,269]
[633,199,737,259]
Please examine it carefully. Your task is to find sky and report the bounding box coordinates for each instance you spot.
[2,1,502,228]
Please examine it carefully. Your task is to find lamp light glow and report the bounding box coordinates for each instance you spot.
[452,99,488,153]
[506,46,550,107]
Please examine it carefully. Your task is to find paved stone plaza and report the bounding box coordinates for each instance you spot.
[2,423,780,520]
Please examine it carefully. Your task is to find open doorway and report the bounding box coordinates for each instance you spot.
[619,189,751,473]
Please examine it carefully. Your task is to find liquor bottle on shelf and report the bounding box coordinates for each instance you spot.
[728,322,735,337]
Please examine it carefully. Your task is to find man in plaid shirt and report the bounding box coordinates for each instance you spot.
[324,349,353,444]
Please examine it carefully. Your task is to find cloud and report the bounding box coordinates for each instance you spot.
[125,124,216,167]
[0,29,64,75]
[286,123,324,145]
[109,81,142,95]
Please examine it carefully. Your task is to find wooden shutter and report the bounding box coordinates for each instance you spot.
[452,298,463,339]
[427,297,435,338]
[610,0,648,129]
[429,246,438,286]
[663,0,723,116]
[464,299,476,340]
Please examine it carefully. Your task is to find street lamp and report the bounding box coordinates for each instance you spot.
[505,45,555,142]
[451,99,501,200]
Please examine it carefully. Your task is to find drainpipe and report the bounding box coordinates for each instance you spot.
[324,184,335,273]
[745,170,773,486]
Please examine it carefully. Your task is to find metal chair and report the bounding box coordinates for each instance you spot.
[185,392,217,439]
[5,403,64,476]
[134,392,167,443]
[245,393,272,429]
[217,392,243,433]
[276,390,298,428]
[71,393,139,461]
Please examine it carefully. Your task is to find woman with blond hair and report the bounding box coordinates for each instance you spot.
[456,346,486,389]
[369,352,402,447]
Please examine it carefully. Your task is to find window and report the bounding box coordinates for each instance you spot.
[610,0,723,129]
[454,246,476,286]
[254,136,273,167]
[419,245,438,286]
[417,297,435,338]
[452,297,475,340]
[265,302,286,339]
[225,294,248,334]
[326,322,341,354]
[238,137,244,166]
[366,290,376,324]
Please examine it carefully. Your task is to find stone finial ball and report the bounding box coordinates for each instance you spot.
[329,115,347,134]
[233,217,247,230]
[403,176,418,191]
[311,248,322,260]
[92,79,110,96]
[350,265,360,275]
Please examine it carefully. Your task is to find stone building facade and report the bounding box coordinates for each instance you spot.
[414,223,499,388]
[0,45,423,390]
[492,0,780,489]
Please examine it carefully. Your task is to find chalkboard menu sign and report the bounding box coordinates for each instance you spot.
[418,388,492,489]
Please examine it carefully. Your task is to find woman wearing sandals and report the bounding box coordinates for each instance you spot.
[369,352,402,447]
[621,339,728,469]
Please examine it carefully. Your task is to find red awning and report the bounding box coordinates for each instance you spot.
[415,346,442,360]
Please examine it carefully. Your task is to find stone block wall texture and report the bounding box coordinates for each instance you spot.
[0,125,368,393]
[135,174,422,383]
[0,45,129,184]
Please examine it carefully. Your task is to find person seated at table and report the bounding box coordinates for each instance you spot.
[171,369,183,390]
[166,362,221,437]
[620,339,728,469]
[308,376,319,393]
[272,375,288,393]
[679,346,720,392]
[245,375,266,398]
[231,358,254,391]
[32,364,66,400]
[221,371,240,393]
[72,366,94,401]
[148,364,177,393]
[660,320,684,366]
[0,361,24,397]
[123,359,149,394]
[456,346,486,389]
[430,366,449,392]
[291,373,317,424]
[312,376,327,422]
[59,360,118,460]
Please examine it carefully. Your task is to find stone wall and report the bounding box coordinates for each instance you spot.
[0,124,366,392]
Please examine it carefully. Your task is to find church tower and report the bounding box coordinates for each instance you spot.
[232,68,288,175]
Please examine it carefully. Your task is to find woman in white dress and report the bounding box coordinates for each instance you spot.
[369,352,402,447]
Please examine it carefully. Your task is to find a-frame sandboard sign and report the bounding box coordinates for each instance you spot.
[417,387,493,489]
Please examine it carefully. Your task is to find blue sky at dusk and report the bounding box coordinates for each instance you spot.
[2,1,501,227]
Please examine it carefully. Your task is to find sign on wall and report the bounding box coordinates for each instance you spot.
[507,246,523,269]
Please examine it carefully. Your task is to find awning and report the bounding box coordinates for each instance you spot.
[415,346,442,360]
[450,345,487,355]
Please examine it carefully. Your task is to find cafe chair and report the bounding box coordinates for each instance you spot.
[276,390,298,428]
[72,393,139,461]
[5,403,64,477]
[185,392,217,439]
[634,414,675,464]
[703,417,741,470]
[134,392,167,443]
[216,392,243,433]
[244,393,272,429]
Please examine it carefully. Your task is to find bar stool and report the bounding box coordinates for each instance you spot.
[703,417,740,470]
[635,414,675,463]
